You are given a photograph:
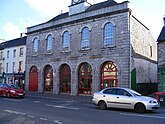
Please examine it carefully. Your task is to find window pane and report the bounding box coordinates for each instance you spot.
[63,31,70,50]
[20,48,23,57]
[33,38,38,53]
[81,27,90,49]
[104,23,114,46]
[47,35,53,52]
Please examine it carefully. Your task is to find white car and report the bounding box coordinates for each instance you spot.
[92,87,160,113]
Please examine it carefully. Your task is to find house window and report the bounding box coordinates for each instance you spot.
[81,27,90,49]
[6,63,9,73]
[18,61,23,72]
[13,49,16,58]
[104,23,114,47]
[150,46,152,57]
[0,63,2,74]
[0,51,3,60]
[62,31,70,51]
[19,47,24,57]
[7,50,10,58]
[46,34,53,53]
[33,37,39,54]
[13,62,16,72]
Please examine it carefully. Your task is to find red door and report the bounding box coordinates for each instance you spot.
[29,66,38,91]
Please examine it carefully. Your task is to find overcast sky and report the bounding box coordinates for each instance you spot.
[0,0,164,42]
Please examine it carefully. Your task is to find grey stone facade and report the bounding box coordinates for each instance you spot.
[25,0,157,95]
[157,17,165,91]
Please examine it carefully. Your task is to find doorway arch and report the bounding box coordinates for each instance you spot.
[59,64,71,93]
[29,66,38,91]
[78,62,92,94]
[100,61,118,90]
[44,65,53,92]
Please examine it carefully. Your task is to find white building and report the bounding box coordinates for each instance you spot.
[1,36,26,88]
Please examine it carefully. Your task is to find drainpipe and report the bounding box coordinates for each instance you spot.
[129,9,132,89]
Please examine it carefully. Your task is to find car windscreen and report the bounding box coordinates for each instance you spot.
[128,89,141,97]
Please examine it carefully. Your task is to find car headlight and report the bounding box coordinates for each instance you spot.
[10,90,16,93]
[149,100,157,104]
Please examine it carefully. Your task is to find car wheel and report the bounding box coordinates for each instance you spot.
[98,101,107,110]
[134,103,146,113]
[6,92,10,98]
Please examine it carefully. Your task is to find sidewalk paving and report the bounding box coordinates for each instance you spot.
[26,92,92,103]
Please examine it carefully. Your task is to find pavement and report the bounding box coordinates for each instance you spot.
[26,92,92,103]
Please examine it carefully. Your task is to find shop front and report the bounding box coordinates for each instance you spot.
[3,72,25,89]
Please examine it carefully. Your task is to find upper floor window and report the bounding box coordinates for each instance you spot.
[19,47,24,57]
[13,49,16,58]
[104,23,114,47]
[33,37,39,55]
[18,61,23,72]
[7,50,10,58]
[0,51,3,60]
[81,27,90,49]
[12,62,16,72]
[6,63,9,73]
[62,31,70,51]
[0,63,2,74]
[46,34,53,53]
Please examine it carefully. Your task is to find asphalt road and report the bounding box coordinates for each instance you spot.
[0,97,165,124]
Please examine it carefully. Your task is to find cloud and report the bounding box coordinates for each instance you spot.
[2,22,22,40]
[25,0,70,20]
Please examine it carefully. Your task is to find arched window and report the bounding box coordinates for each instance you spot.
[46,34,53,53]
[63,31,70,51]
[104,23,114,47]
[78,63,92,94]
[81,27,90,49]
[33,37,39,54]
[100,61,118,90]
[44,65,53,92]
[60,64,71,93]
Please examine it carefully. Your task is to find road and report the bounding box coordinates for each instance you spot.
[0,97,165,124]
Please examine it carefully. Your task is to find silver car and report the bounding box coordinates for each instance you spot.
[92,87,160,113]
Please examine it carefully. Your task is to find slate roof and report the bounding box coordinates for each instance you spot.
[0,36,26,50]
[47,0,119,23]
[157,26,165,43]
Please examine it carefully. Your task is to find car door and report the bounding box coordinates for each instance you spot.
[0,84,3,95]
[114,89,134,109]
[102,89,119,108]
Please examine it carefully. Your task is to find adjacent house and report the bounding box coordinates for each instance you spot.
[26,0,157,95]
[0,37,26,88]
[0,42,5,83]
[157,17,165,92]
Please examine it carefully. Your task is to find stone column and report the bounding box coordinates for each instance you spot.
[71,68,78,95]
[38,68,43,93]
[92,67,100,93]
[54,70,59,94]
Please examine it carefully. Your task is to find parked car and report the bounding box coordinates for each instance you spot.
[0,83,25,98]
[92,87,160,113]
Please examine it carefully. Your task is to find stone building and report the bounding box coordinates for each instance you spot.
[157,17,165,92]
[26,0,157,95]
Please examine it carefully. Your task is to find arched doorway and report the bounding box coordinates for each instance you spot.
[78,63,92,95]
[29,66,38,91]
[100,61,118,90]
[59,64,71,93]
[44,65,53,92]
